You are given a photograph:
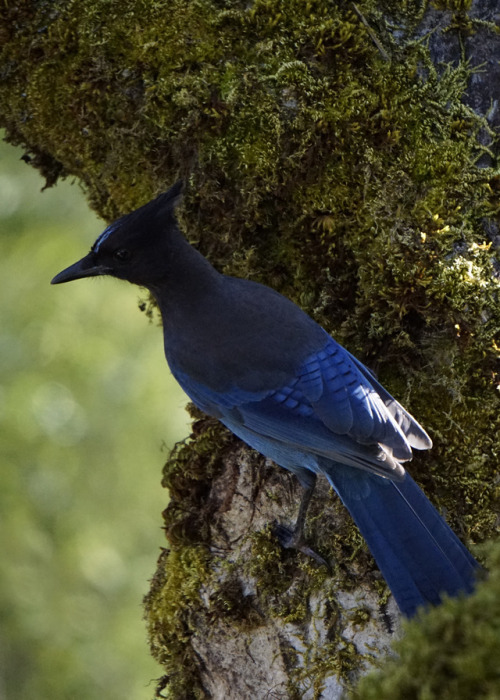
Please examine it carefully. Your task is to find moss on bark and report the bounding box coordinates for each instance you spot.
[351,541,500,700]
[1,1,499,697]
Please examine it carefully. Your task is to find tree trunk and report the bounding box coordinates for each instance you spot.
[1,2,498,698]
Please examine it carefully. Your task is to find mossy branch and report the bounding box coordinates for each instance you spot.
[1,1,499,697]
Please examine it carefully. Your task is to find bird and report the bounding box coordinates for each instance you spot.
[51,181,479,617]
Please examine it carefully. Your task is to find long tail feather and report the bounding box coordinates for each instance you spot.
[324,464,479,617]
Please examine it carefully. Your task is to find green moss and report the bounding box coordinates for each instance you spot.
[432,0,473,13]
[203,571,265,630]
[351,542,500,700]
[1,0,499,696]
[160,407,235,547]
[144,545,210,700]
[246,528,328,623]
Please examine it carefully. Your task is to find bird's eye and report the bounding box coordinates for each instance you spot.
[113,248,131,262]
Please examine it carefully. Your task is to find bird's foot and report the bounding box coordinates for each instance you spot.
[273,522,329,568]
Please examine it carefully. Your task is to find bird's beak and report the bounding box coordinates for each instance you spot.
[51,253,111,284]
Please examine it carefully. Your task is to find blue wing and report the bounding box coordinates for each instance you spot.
[170,334,478,617]
[170,335,431,481]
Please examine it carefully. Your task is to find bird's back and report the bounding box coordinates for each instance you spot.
[161,274,328,393]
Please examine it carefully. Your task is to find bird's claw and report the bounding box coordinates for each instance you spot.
[273,523,330,568]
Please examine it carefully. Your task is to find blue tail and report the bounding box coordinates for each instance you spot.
[325,465,479,617]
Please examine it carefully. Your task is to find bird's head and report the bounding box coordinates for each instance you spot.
[51,181,184,289]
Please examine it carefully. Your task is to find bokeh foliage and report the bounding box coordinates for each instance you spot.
[0,138,188,700]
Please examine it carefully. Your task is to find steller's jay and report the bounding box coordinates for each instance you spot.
[52,181,479,617]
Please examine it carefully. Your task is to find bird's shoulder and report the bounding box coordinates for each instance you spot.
[163,274,328,392]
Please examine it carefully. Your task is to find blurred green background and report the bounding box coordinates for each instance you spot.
[0,134,190,699]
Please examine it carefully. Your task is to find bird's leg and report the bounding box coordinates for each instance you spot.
[287,477,316,547]
[274,474,328,567]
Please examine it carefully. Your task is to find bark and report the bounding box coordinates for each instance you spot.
[1,1,499,698]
